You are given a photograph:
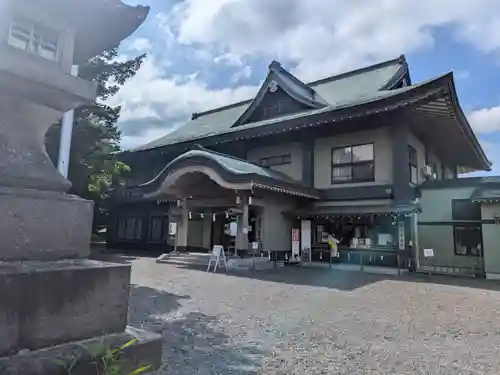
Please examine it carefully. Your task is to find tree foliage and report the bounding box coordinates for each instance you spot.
[45,48,146,231]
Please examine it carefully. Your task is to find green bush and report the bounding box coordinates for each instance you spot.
[56,338,152,375]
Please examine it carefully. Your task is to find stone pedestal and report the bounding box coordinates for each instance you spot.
[0,327,162,375]
[0,187,93,261]
[0,260,130,356]
[0,81,161,375]
[0,1,160,373]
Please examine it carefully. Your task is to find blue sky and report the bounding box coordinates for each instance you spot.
[112,0,500,176]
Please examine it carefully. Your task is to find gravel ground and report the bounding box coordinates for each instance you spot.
[126,256,500,375]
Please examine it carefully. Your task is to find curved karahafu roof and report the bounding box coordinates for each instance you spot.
[138,146,321,200]
[51,0,150,63]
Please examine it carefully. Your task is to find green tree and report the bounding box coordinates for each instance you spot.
[45,48,145,232]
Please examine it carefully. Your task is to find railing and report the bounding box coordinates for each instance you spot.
[303,246,410,275]
[419,263,482,278]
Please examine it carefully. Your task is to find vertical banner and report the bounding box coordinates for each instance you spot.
[398,221,405,250]
[292,228,300,260]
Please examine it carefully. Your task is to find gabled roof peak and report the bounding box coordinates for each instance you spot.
[231,59,329,127]
[268,60,282,71]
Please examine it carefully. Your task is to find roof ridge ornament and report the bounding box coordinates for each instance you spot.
[268,80,279,93]
[268,60,282,71]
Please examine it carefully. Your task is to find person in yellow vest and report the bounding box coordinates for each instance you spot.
[327,234,341,259]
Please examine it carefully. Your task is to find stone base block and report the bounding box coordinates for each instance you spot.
[226,257,276,271]
[0,259,131,357]
[486,273,500,280]
[0,187,93,261]
[0,326,163,375]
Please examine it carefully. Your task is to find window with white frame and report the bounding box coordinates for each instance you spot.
[7,15,59,61]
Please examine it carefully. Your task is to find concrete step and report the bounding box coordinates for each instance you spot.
[155,252,280,271]
[156,252,211,266]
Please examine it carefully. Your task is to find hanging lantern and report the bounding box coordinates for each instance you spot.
[188,212,192,219]
[200,213,204,219]
[213,214,216,222]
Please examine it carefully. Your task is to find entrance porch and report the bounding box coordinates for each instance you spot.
[139,146,319,259]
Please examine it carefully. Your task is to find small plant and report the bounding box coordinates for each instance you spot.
[56,338,153,375]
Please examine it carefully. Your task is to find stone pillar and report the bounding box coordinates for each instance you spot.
[411,212,420,270]
[0,96,94,262]
[0,110,162,373]
[175,199,189,252]
[0,2,162,373]
[235,198,249,255]
[0,45,161,375]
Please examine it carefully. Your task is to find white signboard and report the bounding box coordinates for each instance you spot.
[168,222,177,236]
[423,248,435,258]
[207,245,227,272]
[212,245,223,256]
[230,222,237,237]
[252,242,259,250]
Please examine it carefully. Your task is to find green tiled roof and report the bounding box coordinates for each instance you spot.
[138,146,320,199]
[172,148,287,180]
[471,187,500,201]
[133,56,407,151]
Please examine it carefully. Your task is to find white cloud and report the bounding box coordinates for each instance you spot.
[170,0,500,80]
[108,55,258,145]
[455,70,471,80]
[127,37,153,52]
[469,106,500,133]
[214,52,245,67]
[121,127,174,150]
[114,0,500,149]
[231,65,252,83]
